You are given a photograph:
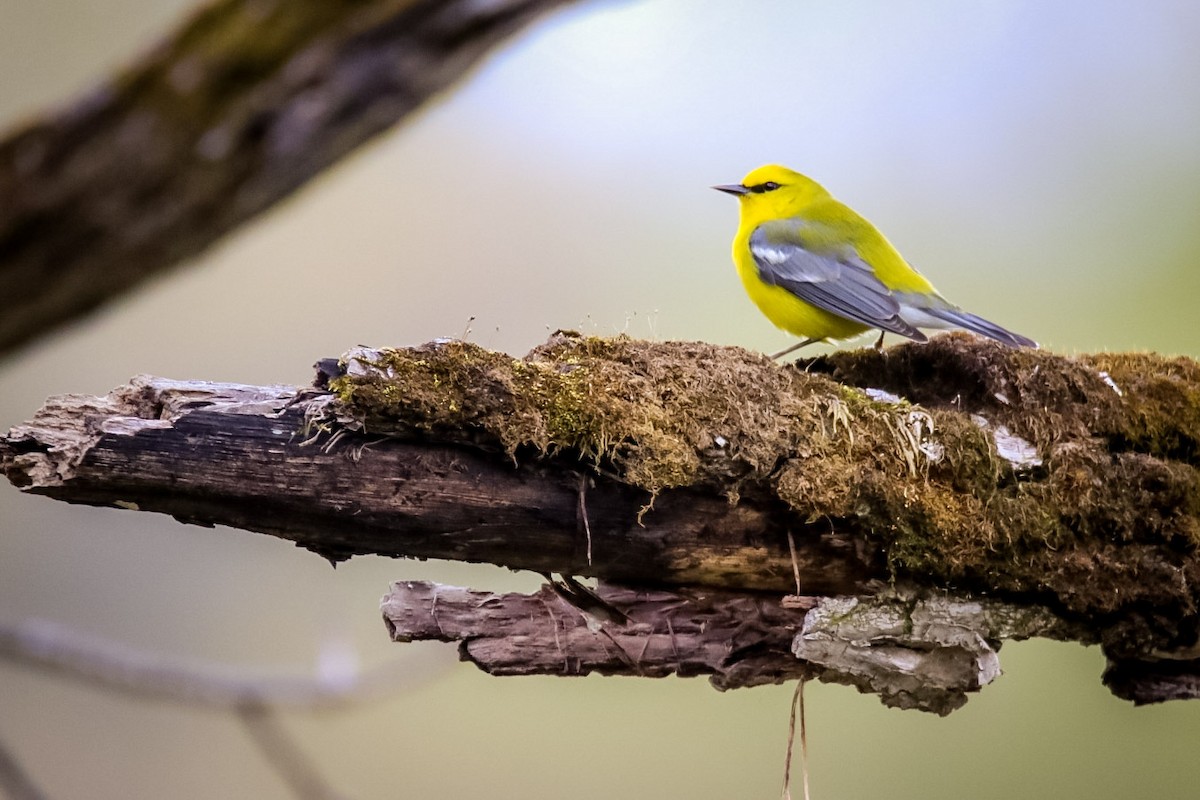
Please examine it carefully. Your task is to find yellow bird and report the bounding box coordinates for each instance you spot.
[715,165,1036,357]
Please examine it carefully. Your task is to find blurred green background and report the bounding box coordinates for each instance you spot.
[2,0,1199,797]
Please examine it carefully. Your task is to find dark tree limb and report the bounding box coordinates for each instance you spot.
[3,333,1199,711]
[0,373,868,594]
[0,616,421,797]
[0,0,574,356]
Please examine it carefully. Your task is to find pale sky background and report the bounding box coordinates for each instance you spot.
[2,1,1199,798]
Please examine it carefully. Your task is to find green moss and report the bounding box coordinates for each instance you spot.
[1082,352,1200,462]
[339,336,832,491]
[325,332,1200,648]
[798,335,1200,634]
[811,334,1200,465]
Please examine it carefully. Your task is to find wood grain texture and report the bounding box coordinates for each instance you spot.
[383,581,814,686]
[381,581,1083,714]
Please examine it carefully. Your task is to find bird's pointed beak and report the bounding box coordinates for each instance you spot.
[712,183,749,196]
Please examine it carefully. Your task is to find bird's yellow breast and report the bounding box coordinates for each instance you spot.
[731,231,869,342]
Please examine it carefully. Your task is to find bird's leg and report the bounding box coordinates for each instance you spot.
[873,331,886,351]
[770,338,820,360]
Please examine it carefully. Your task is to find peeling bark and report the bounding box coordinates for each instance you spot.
[382,581,1086,715]
[383,582,813,686]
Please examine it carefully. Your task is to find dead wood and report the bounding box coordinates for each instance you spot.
[381,581,1082,714]
[3,333,1198,711]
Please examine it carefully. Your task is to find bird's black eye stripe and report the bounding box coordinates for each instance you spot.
[748,181,782,194]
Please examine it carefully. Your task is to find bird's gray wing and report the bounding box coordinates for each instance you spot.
[749,220,924,340]
[894,295,1038,348]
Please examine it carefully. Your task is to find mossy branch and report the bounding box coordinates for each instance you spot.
[2,333,1198,711]
[0,0,574,356]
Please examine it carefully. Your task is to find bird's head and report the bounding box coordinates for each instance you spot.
[713,165,829,225]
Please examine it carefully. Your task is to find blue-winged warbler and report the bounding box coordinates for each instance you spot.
[715,165,1036,357]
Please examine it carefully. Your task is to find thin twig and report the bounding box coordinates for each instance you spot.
[787,530,802,596]
[800,679,811,800]
[781,679,811,800]
[237,704,346,800]
[0,618,417,711]
[0,732,47,800]
[578,474,593,566]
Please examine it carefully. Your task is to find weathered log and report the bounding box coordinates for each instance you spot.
[3,333,1198,709]
[0,372,868,594]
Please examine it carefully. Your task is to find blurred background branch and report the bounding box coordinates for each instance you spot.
[0,615,421,799]
[0,731,46,800]
[0,617,413,711]
[236,704,347,800]
[0,0,575,357]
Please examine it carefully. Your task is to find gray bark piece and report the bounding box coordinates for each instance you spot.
[793,596,1082,714]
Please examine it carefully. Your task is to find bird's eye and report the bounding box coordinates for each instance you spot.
[749,181,782,193]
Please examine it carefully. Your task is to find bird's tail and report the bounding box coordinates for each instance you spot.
[919,306,1037,348]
